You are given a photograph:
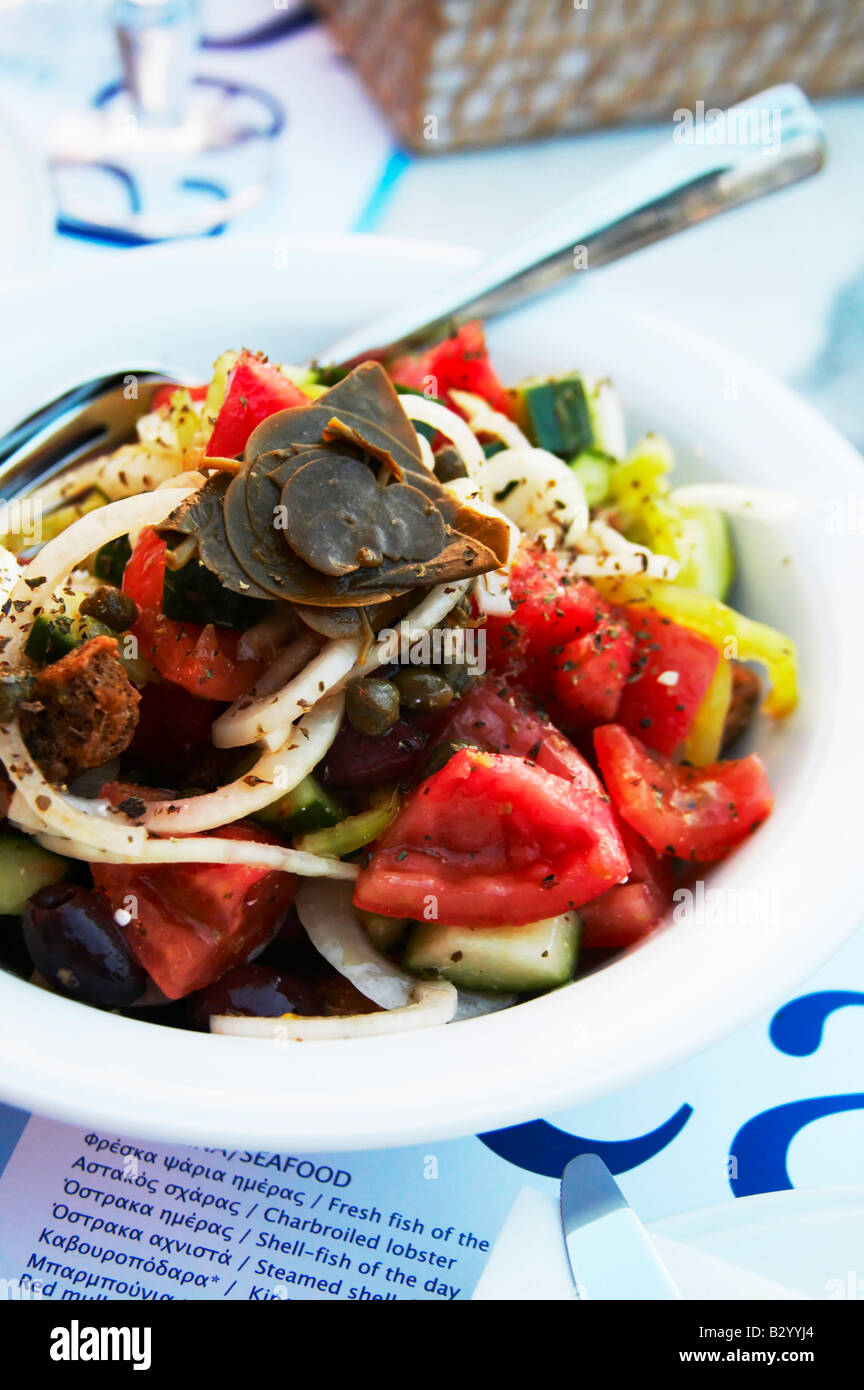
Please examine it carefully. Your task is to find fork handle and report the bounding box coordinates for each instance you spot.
[322,84,825,369]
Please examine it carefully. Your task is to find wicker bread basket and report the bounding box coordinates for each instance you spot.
[318,0,864,152]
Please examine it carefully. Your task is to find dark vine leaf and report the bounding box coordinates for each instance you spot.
[248,361,422,485]
[279,451,445,576]
[293,591,419,640]
[166,474,275,601]
[167,361,510,608]
[293,602,367,639]
[223,456,361,605]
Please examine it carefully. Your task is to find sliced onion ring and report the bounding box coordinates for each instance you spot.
[210,979,457,1041]
[295,879,416,1009]
[132,694,343,835]
[34,829,358,880]
[485,447,589,545]
[398,395,486,486]
[0,544,20,603]
[213,580,470,752]
[448,388,530,450]
[571,551,680,580]
[0,487,193,666]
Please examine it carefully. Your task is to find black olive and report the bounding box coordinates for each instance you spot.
[78,585,138,633]
[186,964,325,1030]
[394,668,454,713]
[21,883,147,1007]
[322,719,429,789]
[0,914,32,977]
[345,676,400,736]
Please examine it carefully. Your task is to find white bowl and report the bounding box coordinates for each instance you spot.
[0,236,862,1150]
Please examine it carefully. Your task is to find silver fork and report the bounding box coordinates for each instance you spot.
[0,84,825,502]
[0,369,187,503]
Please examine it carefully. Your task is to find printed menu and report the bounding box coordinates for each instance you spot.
[0,1111,523,1302]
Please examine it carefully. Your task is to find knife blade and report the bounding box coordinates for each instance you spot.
[560,1154,681,1300]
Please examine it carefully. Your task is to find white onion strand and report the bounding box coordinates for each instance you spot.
[213,581,470,752]
[211,979,457,1041]
[35,830,358,880]
[398,395,486,486]
[295,879,416,1009]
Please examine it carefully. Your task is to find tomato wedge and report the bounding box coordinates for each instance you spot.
[91,824,297,999]
[485,545,608,690]
[151,383,207,412]
[594,723,773,863]
[353,748,630,927]
[553,616,635,727]
[439,676,603,793]
[579,820,674,948]
[614,607,719,756]
[123,529,264,701]
[389,320,512,417]
[205,351,308,459]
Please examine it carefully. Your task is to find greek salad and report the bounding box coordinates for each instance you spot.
[0,323,798,1039]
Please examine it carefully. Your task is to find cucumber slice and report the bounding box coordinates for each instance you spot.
[518,376,593,459]
[569,448,613,506]
[583,374,627,460]
[356,909,409,952]
[403,912,581,993]
[253,774,345,834]
[0,834,68,915]
[675,506,734,601]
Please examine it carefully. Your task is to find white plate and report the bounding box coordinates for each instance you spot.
[653,1188,864,1300]
[0,235,862,1150]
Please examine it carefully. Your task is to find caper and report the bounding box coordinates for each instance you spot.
[442,661,476,696]
[394,668,454,712]
[0,674,36,722]
[345,677,400,736]
[79,585,138,633]
[422,739,473,778]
